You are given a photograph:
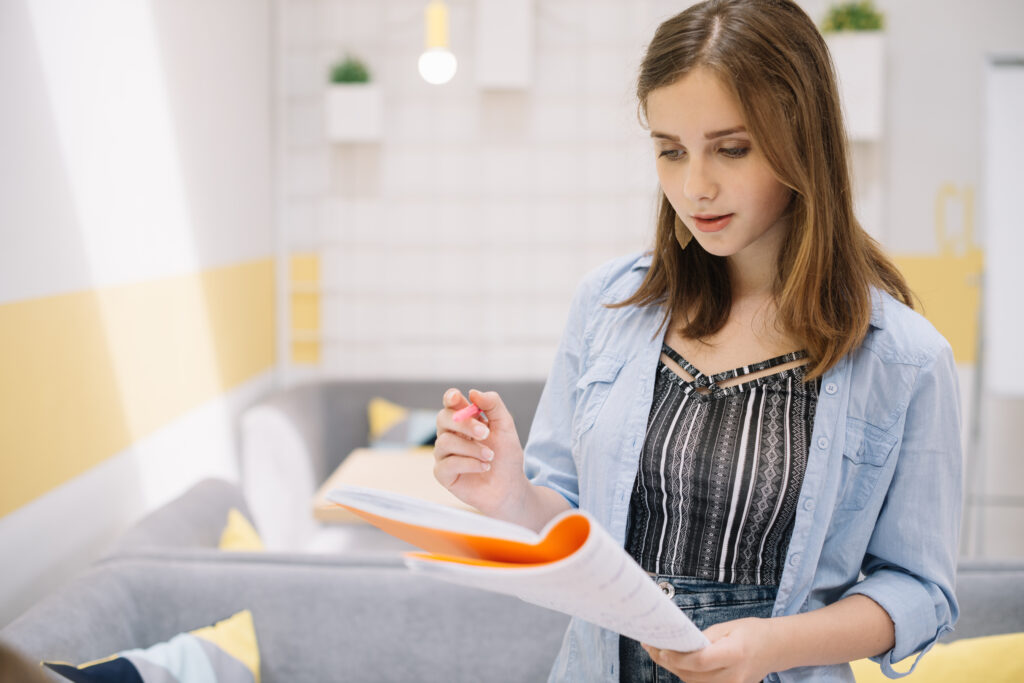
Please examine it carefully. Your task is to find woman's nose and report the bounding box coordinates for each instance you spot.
[682,159,716,202]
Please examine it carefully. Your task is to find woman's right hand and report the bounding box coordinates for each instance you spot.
[433,387,530,518]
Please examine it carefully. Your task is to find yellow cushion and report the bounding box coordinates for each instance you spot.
[852,632,1024,682]
[368,396,409,439]
[218,508,264,552]
[367,397,437,449]
[191,610,261,682]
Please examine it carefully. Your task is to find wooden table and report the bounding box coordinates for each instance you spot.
[313,447,477,523]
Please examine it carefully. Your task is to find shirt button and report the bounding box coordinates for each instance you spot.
[817,436,829,449]
[803,498,815,511]
[789,552,801,567]
[825,382,838,395]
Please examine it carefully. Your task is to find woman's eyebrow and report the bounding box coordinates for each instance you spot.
[704,126,747,139]
[649,126,748,142]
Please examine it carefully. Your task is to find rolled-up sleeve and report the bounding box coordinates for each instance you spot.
[522,271,604,508]
[842,345,962,678]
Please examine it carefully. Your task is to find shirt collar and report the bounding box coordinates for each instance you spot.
[631,252,653,271]
[868,289,885,329]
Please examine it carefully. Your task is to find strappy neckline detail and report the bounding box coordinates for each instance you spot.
[659,343,810,399]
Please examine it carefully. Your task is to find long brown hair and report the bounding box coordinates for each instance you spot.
[616,0,913,380]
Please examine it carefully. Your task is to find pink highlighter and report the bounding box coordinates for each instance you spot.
[452,403,481,422]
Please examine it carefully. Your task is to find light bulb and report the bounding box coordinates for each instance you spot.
[418,47,457,85]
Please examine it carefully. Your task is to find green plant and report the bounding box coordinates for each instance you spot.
[329,55,371,84]
[821,1,884,32]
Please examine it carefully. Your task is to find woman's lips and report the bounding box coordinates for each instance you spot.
[692,214,733,232]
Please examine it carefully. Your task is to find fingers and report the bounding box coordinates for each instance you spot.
[443,388,468,410]
[437,388,491,441]
[468,389,515,428]
[434,389,494,489]
[434,453,493,488]
[434,430,494,463]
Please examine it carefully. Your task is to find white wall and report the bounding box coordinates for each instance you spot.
[0,0,275,626]
[279,0,680,381]
[278,0,1024,375]
[277,0,1024,558]
[0,0,274,302]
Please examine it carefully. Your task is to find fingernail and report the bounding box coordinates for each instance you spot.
[474,425,489,439]
[481,447,494,461]
[444,389,455,403]
[481,462,491,472]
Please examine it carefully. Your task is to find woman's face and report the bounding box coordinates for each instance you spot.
[647,67,793,263]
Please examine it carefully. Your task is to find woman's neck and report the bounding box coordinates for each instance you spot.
[727,252,777,301]
[725,218,788,300]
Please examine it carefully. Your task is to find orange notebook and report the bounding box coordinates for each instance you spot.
[328,486,709,652]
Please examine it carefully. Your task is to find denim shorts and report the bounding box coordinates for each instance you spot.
[619,575,778,683]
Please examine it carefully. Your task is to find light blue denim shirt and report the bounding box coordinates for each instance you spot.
[523,252,962,683]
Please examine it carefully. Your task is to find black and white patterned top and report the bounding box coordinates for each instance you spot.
[624,343,820,586]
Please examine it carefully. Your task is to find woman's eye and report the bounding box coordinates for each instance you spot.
[720,146,750,158]
[658,149,685,160]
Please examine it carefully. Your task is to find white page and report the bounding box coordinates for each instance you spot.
[407,511,709,652]
[331,485,708,652]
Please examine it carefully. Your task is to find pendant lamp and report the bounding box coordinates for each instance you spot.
[418,0,457,85]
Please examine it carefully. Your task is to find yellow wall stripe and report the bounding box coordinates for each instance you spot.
[0,259,276,518]
[290,253,321,365]
[894,251,983,365]
[890,182,984,365]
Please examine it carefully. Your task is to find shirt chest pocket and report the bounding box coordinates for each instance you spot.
[837,421,898,511]
[573,355,625,444]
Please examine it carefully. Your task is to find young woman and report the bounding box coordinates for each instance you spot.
[433,1,962,681]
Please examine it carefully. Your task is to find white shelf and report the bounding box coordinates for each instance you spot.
[826,31,885,141]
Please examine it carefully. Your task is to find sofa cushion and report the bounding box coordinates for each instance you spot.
[219,509,265,552]
[239,406,320,551]
[367,397,436,449]
[850,631,1024,682]
[44,609,260,683]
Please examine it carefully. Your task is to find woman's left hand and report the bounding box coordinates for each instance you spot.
[642,617,778,683]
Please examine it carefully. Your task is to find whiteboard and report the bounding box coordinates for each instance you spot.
[983,56,1024,396]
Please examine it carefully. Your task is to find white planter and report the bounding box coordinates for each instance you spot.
[324,83,382,142]
[825,31,885,141]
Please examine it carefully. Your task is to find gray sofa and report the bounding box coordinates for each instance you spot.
[0,555,570,682]
[4,379,1023,682]
[0,478,569,682]
[3,478,1022,681]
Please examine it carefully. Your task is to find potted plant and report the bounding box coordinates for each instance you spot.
[821,0,884,32]
[325,54,382,142]
[821,1,885,140]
